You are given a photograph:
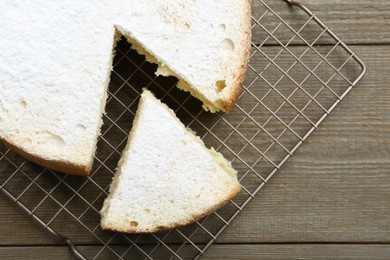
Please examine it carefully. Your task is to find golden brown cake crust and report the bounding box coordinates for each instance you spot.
[101,185,242,234]
[222,0,252,113]
[1,139,91,176]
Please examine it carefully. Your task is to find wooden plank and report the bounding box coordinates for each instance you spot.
[0,192,62,245]
[0,1,389,258]
[0,244,389,260]
[204,244,390,259]
[0,45,388,247]
[219,45,390,243]
[251,0,390,45]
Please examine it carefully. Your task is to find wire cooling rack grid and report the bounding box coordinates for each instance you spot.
[0,1,366,259]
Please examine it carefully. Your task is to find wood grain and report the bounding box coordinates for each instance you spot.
[219,45,390,243]
[251,0,390,45]
[1,0,389,259]
[0,45,389,258]
[0,245,389,260]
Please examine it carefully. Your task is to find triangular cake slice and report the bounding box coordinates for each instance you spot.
[100,89,241,233]
[0,0,250,175]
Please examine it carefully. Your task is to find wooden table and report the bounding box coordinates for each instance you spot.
[1,0,389,259]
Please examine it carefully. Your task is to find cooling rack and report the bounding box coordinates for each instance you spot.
[0,0,366,259]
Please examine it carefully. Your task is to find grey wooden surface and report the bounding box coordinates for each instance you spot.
[1,0,390,259]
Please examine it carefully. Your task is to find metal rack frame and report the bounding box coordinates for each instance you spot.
[0,1,366,259]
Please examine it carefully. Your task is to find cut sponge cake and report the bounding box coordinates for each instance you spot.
[119,0,252,113]
[100,89,241,233]
[0,0,250,175]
